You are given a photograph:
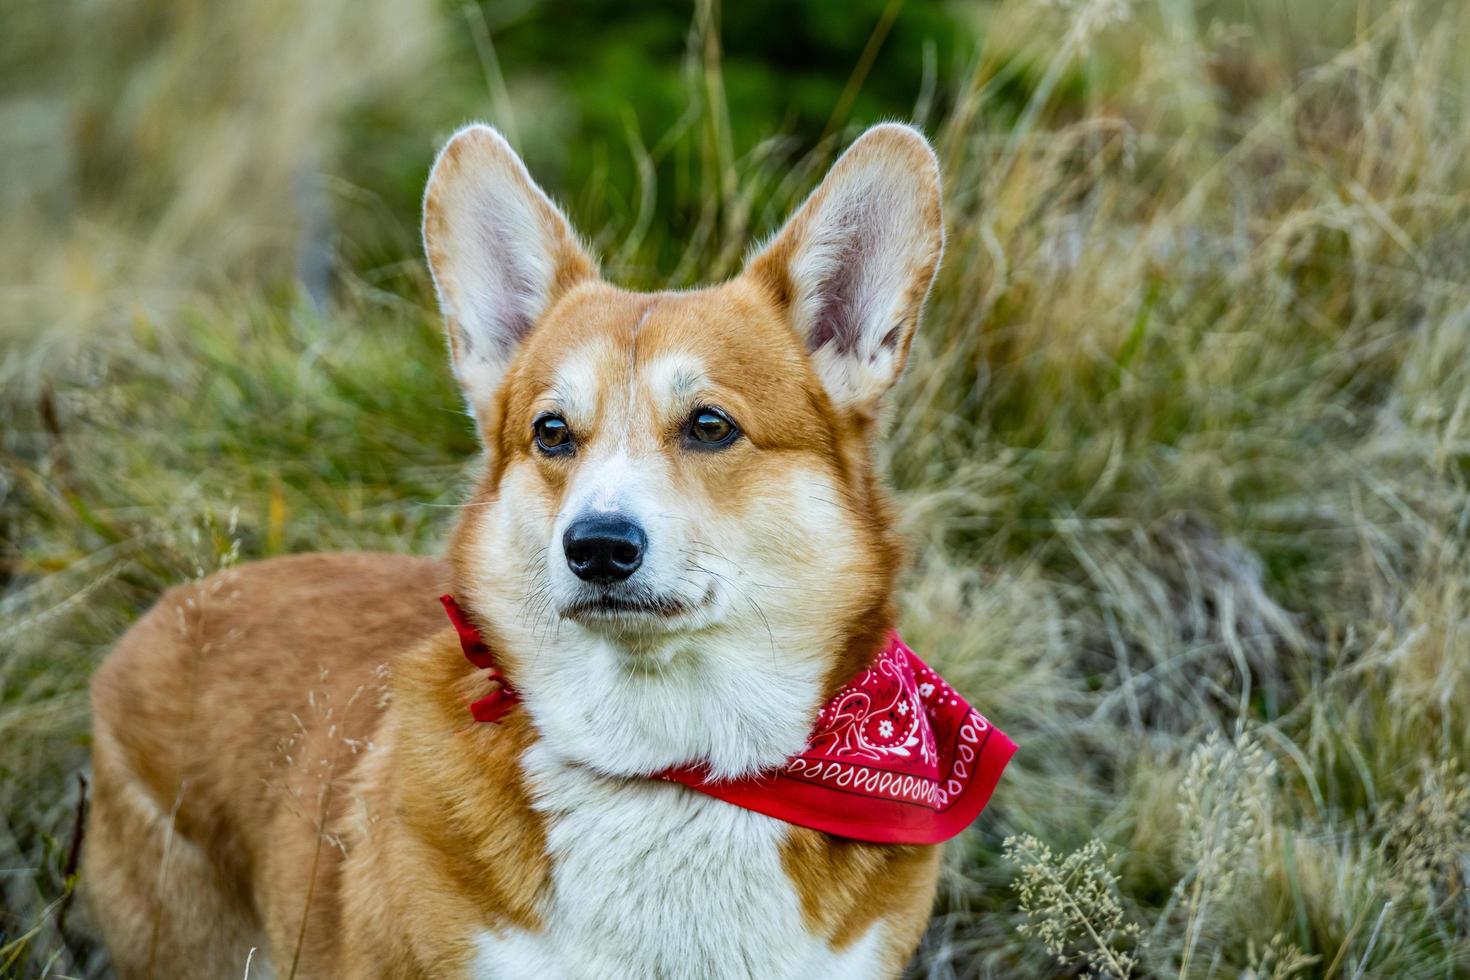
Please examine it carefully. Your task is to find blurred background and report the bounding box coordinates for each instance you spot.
[3,0,1470,976]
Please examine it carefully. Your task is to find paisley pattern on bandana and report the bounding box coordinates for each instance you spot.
[662,635,1016,845]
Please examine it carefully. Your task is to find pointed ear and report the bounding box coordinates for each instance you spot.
[744,123,944,414]
[422,124,596,414]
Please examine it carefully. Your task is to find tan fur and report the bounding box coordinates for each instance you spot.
[84,123,948,978]
[781,830,944,970]
[85,553,447,977]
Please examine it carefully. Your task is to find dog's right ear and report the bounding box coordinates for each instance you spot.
[423,124,596,416]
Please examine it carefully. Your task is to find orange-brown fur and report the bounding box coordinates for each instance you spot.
[84,122,948,978]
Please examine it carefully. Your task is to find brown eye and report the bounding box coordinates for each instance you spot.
[533,415,573,455]
[686,408,739,449]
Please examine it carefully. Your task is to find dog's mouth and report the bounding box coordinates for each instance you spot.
[561,587,715,627]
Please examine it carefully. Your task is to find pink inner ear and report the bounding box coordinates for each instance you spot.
[461,214,539,357]
[805,211,878,356]
[425,125,597,406]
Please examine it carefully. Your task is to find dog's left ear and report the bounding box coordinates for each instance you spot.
[745,123,944,415]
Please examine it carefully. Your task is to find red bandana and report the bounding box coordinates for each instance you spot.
[441,595,1015,845]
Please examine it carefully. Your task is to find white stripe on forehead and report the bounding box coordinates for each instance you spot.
[548,338,615,423]
[641,352,709,417]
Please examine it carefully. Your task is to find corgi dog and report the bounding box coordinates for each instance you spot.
[83,121,996,979]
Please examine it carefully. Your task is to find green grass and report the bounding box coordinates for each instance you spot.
[4,0,1470,976]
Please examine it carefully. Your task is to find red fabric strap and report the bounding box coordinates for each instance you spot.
[440,597,1014,844]
[440,595,521,723]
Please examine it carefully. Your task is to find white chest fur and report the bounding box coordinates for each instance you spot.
[469,742,888,980]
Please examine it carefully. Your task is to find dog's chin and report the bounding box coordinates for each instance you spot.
[559,587,718,638]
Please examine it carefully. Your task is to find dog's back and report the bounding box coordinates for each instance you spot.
[85,552,446,978]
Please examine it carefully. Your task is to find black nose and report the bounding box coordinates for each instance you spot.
[563,515,646,584]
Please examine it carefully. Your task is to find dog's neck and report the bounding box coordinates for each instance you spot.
[501,627,830,780]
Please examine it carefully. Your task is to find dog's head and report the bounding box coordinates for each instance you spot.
[424,123,943,777]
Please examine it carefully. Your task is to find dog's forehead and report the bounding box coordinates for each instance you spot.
[518,281,814,410]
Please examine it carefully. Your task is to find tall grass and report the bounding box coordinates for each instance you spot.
[3,0,1469,976]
